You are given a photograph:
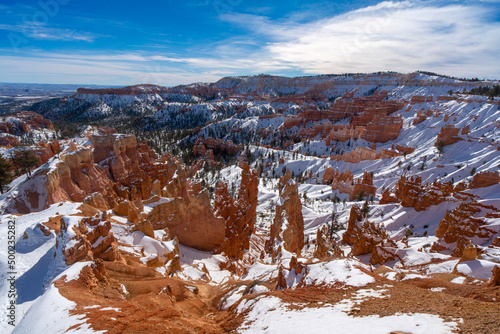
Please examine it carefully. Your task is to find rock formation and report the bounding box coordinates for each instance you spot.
[380,175,453,211]
[410,95,432,104]
[435,201,495,245]
[323,168,353,194]
[435,125,462,146]
[0,111,54,136]
[214,163,259,259]
[146,190,225,251]
[46,146,117,206]
[331,146,403,163]
[60,213,122,265]
[360,115,403,143]
[269,170,304,258]
[276,256,307,290]
[342,205,396,264]
[469,171,500,189]
[314,225,343,259]
[193,137,242,157]
[349,171,377,201]
[488,266,500,286]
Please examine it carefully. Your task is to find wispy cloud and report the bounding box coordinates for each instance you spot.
[0,52,225,85]
[1,0,499,85]
[262,1,500,78]
[0,23,98,42]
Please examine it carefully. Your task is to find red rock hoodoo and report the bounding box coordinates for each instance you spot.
[269,170,305,258]
[349,171,377,201]
[214,163,259,259]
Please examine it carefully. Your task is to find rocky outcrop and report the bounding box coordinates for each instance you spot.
[349,171,377,201]
[412,111,428,125]
[488,266,500,286]
[410,95,432,104]
[46,146,117,206]
[276,256,307,290]
[493,237,500,247]
[452,239,479,261]
[342,205,395,262]
[0,111,54,136]
[325,125,363,144]
[435,201,495,244]
[7,133,178,214]
[113,199,142,224]
[395,144,415,155]
[132,219,155,238]
[469,171,500,189]
[147,190,225,252]
[90,134,175,202]
[379,188,398,204]
[370,245,399,265]
[90,134,154,201]
[83,193,110,211]
[360,115,403,143]
[214,163,259,259]
[331,146,403,163]
[323,168,353,192]
[382,175,453,211]
[461,125,470,135]
[33,141,61,164]
[435,125,462,146]
[193,137,242,157]
[269,170,304,257]
[61,213,122,265]
[314,225,343,259]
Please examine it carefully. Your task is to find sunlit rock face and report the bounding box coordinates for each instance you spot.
[215,163,259,259]
[269,170,304,258]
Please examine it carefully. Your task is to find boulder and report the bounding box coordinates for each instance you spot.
[488,266,500,286]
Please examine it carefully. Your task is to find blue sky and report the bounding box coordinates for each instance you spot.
[0,0,499,85]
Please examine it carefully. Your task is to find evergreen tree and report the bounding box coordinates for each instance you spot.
[436,141,445,155]
[0,156,13,193]
[361,199,370,218]
[12,150,39,178]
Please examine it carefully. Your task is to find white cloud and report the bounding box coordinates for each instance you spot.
[0,53,223,86]
[2,1,499,85]
[0,23,98,42]
[259,1,500,78]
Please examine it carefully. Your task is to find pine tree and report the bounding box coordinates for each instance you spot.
[12,150,39,178]
[361,200,370,218]
[0,156,13,193]
[437,141,445,155]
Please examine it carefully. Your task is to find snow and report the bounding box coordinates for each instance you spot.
[132,232,177,264]
[451,277,466,284]
[243,262,279,281]
[1,73,499,332]
[303,259,374,287]
[177,245,232,284]
[54,261,93,283]
[237,292,460,334]
[454,259,498,279]
[221,285,247,310]
[12,268,105,334]
[0,202,82,334]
